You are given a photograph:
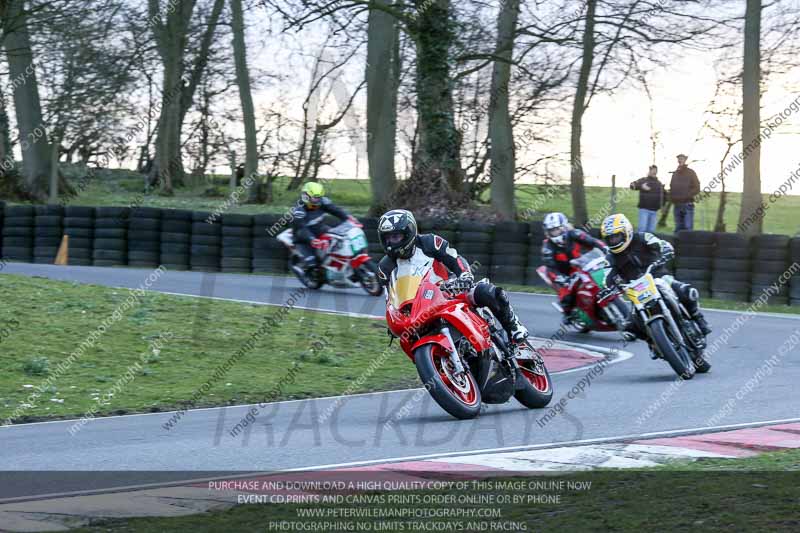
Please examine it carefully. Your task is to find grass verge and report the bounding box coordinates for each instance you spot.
[73,449,800,532]
[0,274,415,423]
[22,168,800,235]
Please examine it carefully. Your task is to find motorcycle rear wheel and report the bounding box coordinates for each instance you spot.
[414,344,482,420]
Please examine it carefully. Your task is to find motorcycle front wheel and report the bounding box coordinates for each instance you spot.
[289,256,323,290]
[514,348,554,409]
[355,259,383,296]
[414,343,482,420]
[649,318,695,379]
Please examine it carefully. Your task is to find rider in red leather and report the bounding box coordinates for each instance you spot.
[541,212,608,323]
[376,209,529,343]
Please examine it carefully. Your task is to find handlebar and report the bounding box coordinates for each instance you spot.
[440,277,475,295]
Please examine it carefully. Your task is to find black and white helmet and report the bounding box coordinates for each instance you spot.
[543,212,570,247]
[378,209,418,259]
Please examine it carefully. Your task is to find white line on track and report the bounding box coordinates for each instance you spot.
[3,416,799,504]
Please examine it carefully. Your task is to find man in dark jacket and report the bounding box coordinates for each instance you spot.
[669,154,701,231]
[630,165,665,233]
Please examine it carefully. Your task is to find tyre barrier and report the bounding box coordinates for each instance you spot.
[675,230,714,297]
[221,214,253,273]
[33,205,63,264]
[1,206,799,305]
[2,205,34,262]
[93,207,129,267]
[750,234,791,305]
[63,206,94,266]
[457,219,492,279]
[160,209,192,271]
[711,232,750,302]
[128,207,162,269]
[252,213,286,273]
[491,221,529,285]
[190,211,221,272]
[790,237,800,307]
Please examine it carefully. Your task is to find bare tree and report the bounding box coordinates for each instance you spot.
[366,0,400,213]
[230,0,259,201]
[488,0,520,218]
[2,0,51,200]
[147,0,225,194]
[738,0,762,234]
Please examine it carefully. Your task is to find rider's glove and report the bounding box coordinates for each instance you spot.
[554,274,570,286]
[458,271,474,285]
[597,287,616,302]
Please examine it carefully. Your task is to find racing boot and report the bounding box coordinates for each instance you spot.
[692,311,712,336]
[496,290,529,343]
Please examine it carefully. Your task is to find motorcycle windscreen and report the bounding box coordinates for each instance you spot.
[388,254,433,309]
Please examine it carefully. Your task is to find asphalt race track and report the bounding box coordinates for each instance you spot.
[2,263,799,501]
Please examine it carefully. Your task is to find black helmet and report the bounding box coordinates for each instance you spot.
[378,209,417,259]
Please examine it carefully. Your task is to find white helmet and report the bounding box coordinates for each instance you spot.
[543,212,570,246]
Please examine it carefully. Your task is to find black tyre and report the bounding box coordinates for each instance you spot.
[64,206,94,218]
[191,222,221,236]
[677,230,714,245]
[711,291,749,302]
[677,257,713,269]
[192,235,222,246]
[162,209,192,221]
[716,247,750,260]
[355,259,383,296]
[161,232,191,243]
[94,228,127,239]
[715,232,749,248]
[64,227,92,238]
[514,346,553,408]
[129,219,160,231]
[222,226,252,237]
[649,318,694,379]
[162,221,191,233]
[713,258,750,271]
[94,239,127,251]
[288,255,323,289]
[162,242,190,255]
[756,249,788,261]
[413,343,482,420]
[3,227,34,237]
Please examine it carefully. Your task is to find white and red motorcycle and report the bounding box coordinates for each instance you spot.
[277,221,383,296]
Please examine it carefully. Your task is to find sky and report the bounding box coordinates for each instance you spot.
[233,2,800,197]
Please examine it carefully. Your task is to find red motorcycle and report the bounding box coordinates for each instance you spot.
[536,249,630,335]
[386,252,552,420]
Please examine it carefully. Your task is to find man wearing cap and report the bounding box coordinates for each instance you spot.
[669,154,700,231]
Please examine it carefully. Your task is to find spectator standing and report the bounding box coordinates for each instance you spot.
[670,154,701,231]
[630,165,665,233]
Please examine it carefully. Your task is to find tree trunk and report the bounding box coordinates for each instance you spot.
[48,138,59,203]
[569,0,596,226]
[738,0,762,235]
[3,0,50,200]
[230,0,259,203]
[0,85,11,168]
[366,0,399,213]
[488,0,519,218]
[410,0,462,195]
